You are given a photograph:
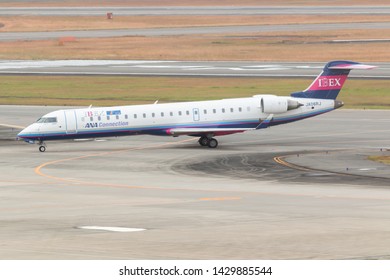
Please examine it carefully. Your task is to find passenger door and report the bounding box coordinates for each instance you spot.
[64,110,78,134]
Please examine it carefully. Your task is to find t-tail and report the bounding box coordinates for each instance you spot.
[291,61,376,100]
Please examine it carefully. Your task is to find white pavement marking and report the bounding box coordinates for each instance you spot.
[0,60,174,70]
[78,226,146,232]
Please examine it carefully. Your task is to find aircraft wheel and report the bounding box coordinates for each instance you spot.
[208,138,218,148]
[39,145,46,152]
[199,136,209,146]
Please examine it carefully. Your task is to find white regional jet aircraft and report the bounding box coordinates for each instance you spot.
[17,61,375,152]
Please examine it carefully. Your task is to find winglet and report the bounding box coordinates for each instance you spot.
[256,114,273,129]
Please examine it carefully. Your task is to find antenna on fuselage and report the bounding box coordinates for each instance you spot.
[154,100,159,104]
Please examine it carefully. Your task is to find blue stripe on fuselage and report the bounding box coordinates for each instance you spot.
[18,119,260,141]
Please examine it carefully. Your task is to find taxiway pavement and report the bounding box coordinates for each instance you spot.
[0,60,388,78]
[0,106,389,259]
[1,22,390,42]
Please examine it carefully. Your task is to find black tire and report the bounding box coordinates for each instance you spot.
[199,136,209,146]
[39,146,46,152]
[208,138,218,148]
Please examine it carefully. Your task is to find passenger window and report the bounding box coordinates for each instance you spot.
[186,111,190,115]
[170,112,173,116]
[116,115,119,120]
[125,114,128,119]
[230,108,234,113]
[143,113,146,118]
[98,116,101,121]
[203,109,207,114]
[107,116,110,120]
[178,111,182,116]
[152,113,155,118]
[222,108,225,113]
[213,109,216,114]
[134,114,137,119]
[239,107,242,112]
[161,112,164,117]
[90,117,94,121]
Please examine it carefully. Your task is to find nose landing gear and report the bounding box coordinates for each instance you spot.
[38,141,46,152]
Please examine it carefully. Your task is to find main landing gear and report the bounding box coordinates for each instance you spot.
[198,136,218,148]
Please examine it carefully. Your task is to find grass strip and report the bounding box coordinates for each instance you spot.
[0,75,388,109]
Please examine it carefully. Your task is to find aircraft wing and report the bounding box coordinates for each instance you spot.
[167,115,274,137]
[167,127,252,137]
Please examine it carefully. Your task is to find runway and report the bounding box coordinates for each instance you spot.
[1,106,389,259]
[1,22,390,42]
[0,60,388,78]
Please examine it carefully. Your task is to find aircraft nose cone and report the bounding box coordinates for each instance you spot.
[17,128,27,139]
[17,125,34,139]
[16,126,37,143]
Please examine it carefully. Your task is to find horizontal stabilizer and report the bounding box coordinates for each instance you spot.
[328,63,377,70]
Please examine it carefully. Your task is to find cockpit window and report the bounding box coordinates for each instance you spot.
[36,117,57,123]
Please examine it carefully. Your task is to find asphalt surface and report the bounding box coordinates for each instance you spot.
[0,60,388,78]
[1,22,390,42]
[1,6,390,16]
[1,106,389,259]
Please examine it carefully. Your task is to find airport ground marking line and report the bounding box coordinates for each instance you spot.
[274,151,390,181]
[32,139,322,197]
[34,138,195,186]
[273,156,310,172]
[32,144,390,202]
[32,138,256,197]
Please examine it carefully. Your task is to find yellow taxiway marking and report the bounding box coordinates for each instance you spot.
[33,143,390,202]
[273,156,310,171]
[34,139,196,190]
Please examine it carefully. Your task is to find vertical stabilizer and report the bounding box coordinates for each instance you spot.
[291,61,376,100]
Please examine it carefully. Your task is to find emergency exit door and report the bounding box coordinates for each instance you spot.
[193,108,200,121]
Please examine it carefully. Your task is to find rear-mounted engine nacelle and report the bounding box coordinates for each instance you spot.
[258,95,303,114]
